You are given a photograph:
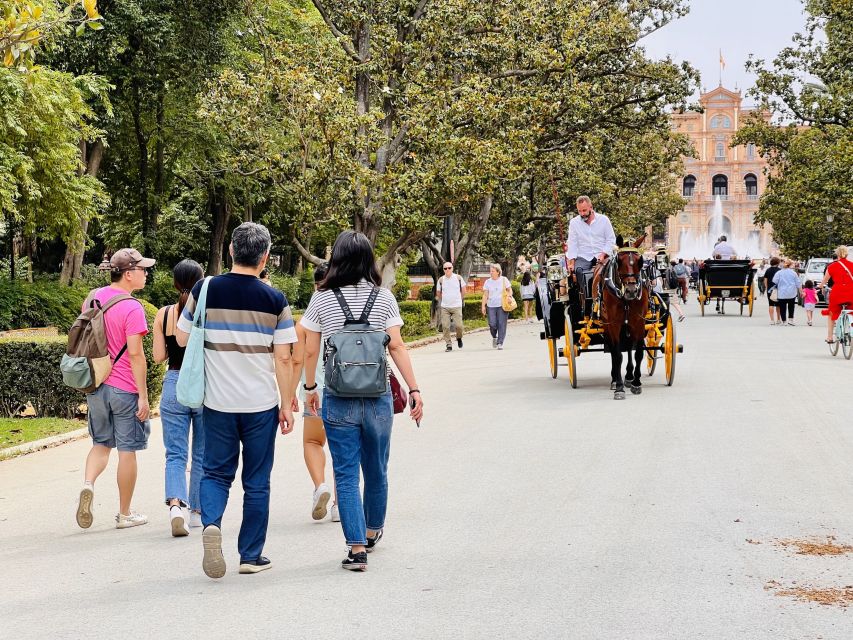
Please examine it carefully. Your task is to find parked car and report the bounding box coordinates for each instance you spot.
[800,257,831,307]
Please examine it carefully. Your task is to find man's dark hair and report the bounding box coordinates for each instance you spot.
[110,270,123,283]
[770,256,781,266]
[719,235,727,242]
[678,258,684,264]
[231,222,271,267]
[319,231,381,290]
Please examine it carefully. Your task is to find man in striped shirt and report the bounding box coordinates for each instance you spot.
[176,222,297,579]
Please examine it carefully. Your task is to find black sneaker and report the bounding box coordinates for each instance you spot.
[366,529,383,553]
[342,550,368,571]
[457,338,463,348]
[239,556,272,574]
[445,344,452,352]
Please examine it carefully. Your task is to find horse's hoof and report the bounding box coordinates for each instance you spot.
[614,391,625,400]
[631,385,642,395]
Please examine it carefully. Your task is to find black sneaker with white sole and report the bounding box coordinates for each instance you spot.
[445,344,452,352]
[366,529,383,553]
[457,338,463,348]
[239,556,272,574]
[342,551,368,571]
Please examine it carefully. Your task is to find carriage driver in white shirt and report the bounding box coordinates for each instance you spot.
[565,195,617,286]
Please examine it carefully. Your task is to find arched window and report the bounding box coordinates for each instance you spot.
[715,142,726,161]
[712,174,728,197]
[710,114,732,129]
[683,175,696,197]
[745,173,758,197]
[746,143,756,160]
[708,216,733,237]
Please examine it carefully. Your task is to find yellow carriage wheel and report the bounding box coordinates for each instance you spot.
[547,338,558,379]
[564,319,578,389]
[698,281,705,316]
[664,312,677,386]
[748,284,755,316]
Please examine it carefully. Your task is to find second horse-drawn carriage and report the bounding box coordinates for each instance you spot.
[536,244,682,398]
[696,259,757,316]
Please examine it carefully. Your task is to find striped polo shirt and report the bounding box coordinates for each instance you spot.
[177,273,297,412]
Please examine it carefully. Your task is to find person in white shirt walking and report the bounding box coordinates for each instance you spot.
[565,195,616,282]
[436,262,466,352]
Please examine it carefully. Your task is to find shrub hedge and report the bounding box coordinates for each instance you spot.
[0,299,165,418]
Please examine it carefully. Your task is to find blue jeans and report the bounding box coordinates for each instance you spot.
[487,306,508,345]
[160,370,205,510]
[322,391,393,546]
[200,405,278,562]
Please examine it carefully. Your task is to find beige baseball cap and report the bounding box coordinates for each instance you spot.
[102,248,156,272]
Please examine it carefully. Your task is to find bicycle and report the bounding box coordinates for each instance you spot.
[828,301,853,359]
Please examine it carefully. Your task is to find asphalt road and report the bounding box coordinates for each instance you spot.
[1,296,852,639]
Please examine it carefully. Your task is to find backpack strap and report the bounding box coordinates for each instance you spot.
[332,288,356,323]
[96,293,139,365]
[357,287,381,324]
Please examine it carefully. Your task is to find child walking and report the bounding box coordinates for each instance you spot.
[802,279,818,326]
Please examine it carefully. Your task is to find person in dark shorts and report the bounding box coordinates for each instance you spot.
[763,256,782,325]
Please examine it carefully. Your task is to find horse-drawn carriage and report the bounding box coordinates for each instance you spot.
[536,247,682,398]
[696,259,756,316]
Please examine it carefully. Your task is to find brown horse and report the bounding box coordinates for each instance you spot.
[595,239,649,400]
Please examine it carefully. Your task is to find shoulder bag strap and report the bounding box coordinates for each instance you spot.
[357,287,381,324]
[332,288,356,323]
[457,274,464,295]
[192,277,213,329]
[162,306,170,334]
[837,260,853,281]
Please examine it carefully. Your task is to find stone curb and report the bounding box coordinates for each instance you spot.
[1,427,90,459]
[2,321,523,459]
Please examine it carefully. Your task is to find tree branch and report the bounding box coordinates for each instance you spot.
[310,0,361,62]
[291,229,325,266]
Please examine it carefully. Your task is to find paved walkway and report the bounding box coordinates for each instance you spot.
[2,298,853,639]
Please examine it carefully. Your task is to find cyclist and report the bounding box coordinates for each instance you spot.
[818,246,853,343]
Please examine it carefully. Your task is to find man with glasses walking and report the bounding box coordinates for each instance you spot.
[437,262,466,352]
[76,248,154,531]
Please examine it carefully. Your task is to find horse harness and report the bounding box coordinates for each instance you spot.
[597,248,646,326]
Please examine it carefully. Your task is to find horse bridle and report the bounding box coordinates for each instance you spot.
[604,248,645,301]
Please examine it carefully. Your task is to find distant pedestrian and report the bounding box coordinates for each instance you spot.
[691,259,699,285]
[290,262,338,523]
[673,258,689,303]
[713,236,737,260]
[176,222,298,579]
[76,248,154,531]
[757,260,767,294]
[520,269,536,323]
[481,264,513,350]
[764,257,782,325]
[300,230,424,572]
[773,259,802,325]
[436,262,466,352]
[259,269,271,286]
[153,259,205,537]
[802,279,818,326]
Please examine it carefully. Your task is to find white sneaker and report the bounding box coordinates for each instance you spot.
[202,525,226,579]
[492,338,497,348]
[115,511,148,529]
[497,344,504,350]
[312,483,332,521]
[76,484,94,529]
[787,321,795,326]
[189,511,203,528]
[170,505,189,537]
[330,503,340,522]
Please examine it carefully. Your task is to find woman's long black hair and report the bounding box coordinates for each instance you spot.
[318,231,381,290]
[521,271,531,287]
[173,259,204,315]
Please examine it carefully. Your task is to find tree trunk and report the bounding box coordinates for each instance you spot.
[60,140,105,284]
[132,81,151,255]
[457,194,494,281]
[206,184,230,275]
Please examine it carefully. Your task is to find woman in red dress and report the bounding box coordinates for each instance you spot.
[819,246,853,343]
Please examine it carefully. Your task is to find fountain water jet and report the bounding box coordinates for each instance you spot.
[675,196,766,260]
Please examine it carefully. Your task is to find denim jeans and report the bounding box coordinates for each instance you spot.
[200,405,278,562]
[160,370,205,510]
[487,306,508,345]
[322,391,393,546]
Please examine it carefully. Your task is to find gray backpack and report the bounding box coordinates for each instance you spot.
[324,287,390,398]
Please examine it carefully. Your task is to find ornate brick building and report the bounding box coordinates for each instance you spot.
[666,86,775,257]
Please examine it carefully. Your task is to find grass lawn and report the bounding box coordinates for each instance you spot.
[0,417,86,449]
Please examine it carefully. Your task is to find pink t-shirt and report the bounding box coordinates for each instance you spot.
[83,287,148,393]
[803,288,818,305]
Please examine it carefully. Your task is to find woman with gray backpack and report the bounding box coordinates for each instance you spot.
[300,231,424,571]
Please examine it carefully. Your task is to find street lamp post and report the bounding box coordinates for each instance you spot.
[826,212,835,254]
